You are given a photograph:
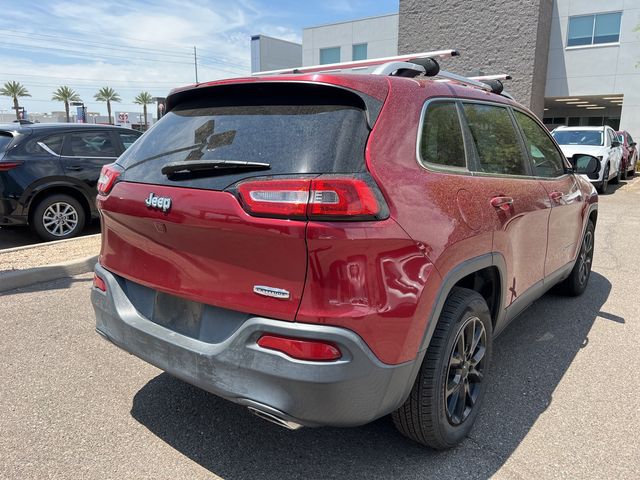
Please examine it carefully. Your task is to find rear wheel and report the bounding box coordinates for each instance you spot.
[555,220,594,296]
[31,194,86,241]
[392,287,492,449]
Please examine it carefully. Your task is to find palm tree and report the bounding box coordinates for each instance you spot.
[94,86,121,125]
[0,81,31,120]
[133,91,153,131]
[51,86,81,123]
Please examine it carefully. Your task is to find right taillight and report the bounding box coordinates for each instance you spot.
[235,175,388,221]
[0,161,23,172]
[97,163,123,195]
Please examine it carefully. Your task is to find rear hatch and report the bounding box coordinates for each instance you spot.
[97,81,384,320]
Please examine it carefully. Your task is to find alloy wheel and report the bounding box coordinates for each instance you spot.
[445,316,487,425]
[578,230,594,286]
[42,202,79,237]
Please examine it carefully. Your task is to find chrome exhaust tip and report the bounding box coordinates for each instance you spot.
[247,406,303,430]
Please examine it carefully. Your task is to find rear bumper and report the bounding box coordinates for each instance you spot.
[91,264,420,427]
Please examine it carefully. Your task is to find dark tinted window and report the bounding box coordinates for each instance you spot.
[118,86,371,191]
[552,130,603,146]
[0,132,13,151]
[26,134,64,155]
[514,111,566,177]
[118,131,141,150]
[419,102,466,168]
[67,131,117,157]
[463,103,527,176]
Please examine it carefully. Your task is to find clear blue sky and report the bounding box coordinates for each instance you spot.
[0,0,398,116]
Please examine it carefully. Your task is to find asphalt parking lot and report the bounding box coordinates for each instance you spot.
[1,178,639,479]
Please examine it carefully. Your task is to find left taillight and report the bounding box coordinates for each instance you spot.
[97,163,123,195]
[0,161,23,172]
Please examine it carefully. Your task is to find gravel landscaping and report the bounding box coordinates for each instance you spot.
[0,234,100,272]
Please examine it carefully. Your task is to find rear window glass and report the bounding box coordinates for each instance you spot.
[0,132,13,151]
[552,130,603,146]
[419,102,466,169]
[118,85,371,191]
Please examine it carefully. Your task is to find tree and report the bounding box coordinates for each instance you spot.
[0,81,31,120]
[51,86,81,123]
[94,86,121,125]
[133,91,154,131]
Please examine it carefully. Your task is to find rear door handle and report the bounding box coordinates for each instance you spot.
[66,165,84,171]
[490,196,513,211]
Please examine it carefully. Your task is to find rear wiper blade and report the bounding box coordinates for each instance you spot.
[161,160,270,176]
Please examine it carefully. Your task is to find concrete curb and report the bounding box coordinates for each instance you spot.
[0,234,101,254]
[0,255,98,293]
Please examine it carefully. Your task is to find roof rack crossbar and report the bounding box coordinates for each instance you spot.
[436,70,493,91]
[371,61,426,77]
[252,49,459,76]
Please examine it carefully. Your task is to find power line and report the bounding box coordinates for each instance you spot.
[0,72,186,85]
[0,28,251,69]
[0,41,249,76]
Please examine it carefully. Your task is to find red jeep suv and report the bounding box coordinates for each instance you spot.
[91,61,598,449]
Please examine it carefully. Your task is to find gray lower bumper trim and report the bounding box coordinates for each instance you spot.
[91,264,420,427]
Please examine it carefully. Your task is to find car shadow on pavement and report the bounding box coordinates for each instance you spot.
[131,272,615,480]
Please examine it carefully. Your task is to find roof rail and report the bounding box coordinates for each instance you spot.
[252,50,513,99]
[251,50,459,76]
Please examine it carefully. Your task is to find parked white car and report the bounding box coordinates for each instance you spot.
[552,126,623,194]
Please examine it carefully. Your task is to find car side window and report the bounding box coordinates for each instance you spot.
[514,111,566,178]
[66,131,117,157]
[462,103,528,176]
[26,134,64,155]
[118,131,142,150]
[419,101,466,169]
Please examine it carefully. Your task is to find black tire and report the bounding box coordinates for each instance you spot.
[621,164,628,180]
[392,287,493,449]
[628,167,635,178]
[611,163,620,184]
[555,220,595,297]
[31,194,86,241]
[596,165,609,194]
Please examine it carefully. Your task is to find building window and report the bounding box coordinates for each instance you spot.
[319,47,340,64]
[352,43,367,61]
[567,12,622,47]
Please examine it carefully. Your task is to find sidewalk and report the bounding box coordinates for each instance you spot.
[0,235,100,293]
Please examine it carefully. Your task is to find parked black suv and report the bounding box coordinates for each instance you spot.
[0,123,141,240]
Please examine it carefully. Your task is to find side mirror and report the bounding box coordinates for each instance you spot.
[611,140,621,148]
[571,154,600,176]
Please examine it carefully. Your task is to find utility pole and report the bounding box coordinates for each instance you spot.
[194,46,199,83]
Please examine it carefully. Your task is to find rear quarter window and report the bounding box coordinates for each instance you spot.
[25,134,64,155]
[418,101,466,169]
[0,132,13,151]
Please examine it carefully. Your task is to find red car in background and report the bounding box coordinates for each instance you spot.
[90,55,601,449]
[616,130,638,179]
